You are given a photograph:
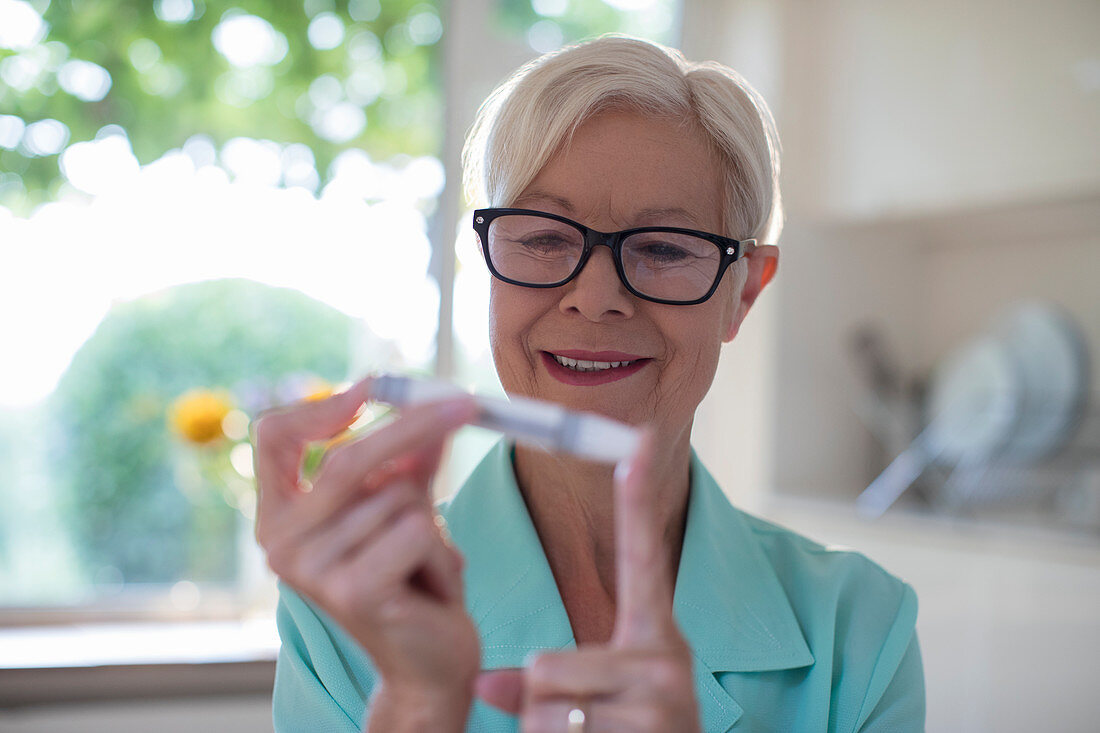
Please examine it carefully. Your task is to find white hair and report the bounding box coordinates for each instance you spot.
[462,35,783,256]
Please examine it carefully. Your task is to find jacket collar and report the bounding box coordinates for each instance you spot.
[442,441,576,670]
[440,441,813,732]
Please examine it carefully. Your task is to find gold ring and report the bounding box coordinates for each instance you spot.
[566,705,586,733]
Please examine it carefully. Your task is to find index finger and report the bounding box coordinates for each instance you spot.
[252,377,371,514]
[612,429,677,646]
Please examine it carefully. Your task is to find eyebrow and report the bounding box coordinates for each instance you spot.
[634,206,701,225]
[512,191,575,213]
[511,193,705,228]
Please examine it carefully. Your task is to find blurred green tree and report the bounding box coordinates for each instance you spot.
[50,278,354,583]
[0,0,442,213]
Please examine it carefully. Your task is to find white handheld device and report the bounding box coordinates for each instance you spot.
[370,373,641,464]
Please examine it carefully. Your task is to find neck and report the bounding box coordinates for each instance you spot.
[512,427,693,638]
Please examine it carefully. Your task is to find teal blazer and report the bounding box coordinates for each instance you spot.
[273,441,925,732]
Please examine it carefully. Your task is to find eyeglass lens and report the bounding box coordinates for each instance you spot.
[486,214,722,302]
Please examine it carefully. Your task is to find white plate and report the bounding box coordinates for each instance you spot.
[925,336,1020,464]
[995,302,1089,461]
[925,301,1088,467]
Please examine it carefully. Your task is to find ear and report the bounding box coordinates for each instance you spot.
[724,244,778,343]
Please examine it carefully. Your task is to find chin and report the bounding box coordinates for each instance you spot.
[548,385,652,427]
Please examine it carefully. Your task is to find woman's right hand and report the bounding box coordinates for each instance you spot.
[251,379,480,731]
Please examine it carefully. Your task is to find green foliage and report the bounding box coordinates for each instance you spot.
[497,0,624,39]
[495,0,675,49]
[0,0,441,212]
[49,278,354,584]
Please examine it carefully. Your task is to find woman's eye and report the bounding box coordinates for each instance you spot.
[517,233,572,251]
[638,242,691,262]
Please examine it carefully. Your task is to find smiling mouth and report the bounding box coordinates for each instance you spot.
[549,354,643,372]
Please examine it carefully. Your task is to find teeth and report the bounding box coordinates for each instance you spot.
[552,354,636,372]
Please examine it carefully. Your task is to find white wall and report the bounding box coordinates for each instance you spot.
[776,0,1100,221]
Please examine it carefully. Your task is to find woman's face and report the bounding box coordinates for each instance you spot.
[488,111,741,444]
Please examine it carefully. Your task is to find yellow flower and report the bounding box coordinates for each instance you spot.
[169,388,235,444]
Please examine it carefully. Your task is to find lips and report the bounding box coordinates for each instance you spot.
[541,350,651,386]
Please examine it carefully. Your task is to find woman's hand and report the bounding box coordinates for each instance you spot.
[476,432,702,732]
[252,380,480,731]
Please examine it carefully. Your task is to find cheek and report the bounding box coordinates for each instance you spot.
[486,286,505,349]
[487,285,516,367]
[487,283,545,373]
[662,306,726,392]
[716,276,739,339]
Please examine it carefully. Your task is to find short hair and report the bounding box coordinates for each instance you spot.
[462,35,783,249]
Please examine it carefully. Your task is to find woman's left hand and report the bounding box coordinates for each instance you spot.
[476,432,702,732]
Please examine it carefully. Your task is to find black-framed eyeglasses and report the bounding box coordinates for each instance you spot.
[472,208,755,306]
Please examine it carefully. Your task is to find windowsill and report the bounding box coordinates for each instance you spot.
[0,618,279,707]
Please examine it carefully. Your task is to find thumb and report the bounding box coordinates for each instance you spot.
[474,667,524,715]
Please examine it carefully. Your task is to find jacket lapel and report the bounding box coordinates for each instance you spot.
[676,451,815,731]
[442,441,576,671]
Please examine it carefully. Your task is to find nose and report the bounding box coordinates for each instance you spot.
[557,244,635,321]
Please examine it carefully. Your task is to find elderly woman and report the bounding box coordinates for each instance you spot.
[256,37,924,732]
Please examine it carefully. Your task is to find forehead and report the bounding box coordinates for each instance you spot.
[514,111,726,233]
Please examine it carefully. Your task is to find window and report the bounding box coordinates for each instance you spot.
[0,0,679,630]
[1,0,445,620]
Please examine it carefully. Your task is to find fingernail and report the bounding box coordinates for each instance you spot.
[615,430,649,482]
[332,377,368,403]
[614,458,632,485]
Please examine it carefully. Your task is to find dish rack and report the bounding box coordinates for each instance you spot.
[850,300,1099,531]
